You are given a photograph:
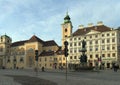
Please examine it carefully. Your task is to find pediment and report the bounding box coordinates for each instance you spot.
[86,30,100,35]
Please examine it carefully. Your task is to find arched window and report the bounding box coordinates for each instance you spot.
[65,29,67,32]
[27,48,34,53]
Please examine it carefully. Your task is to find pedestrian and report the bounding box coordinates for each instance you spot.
[42,67,45,72]
[114,64,119,72]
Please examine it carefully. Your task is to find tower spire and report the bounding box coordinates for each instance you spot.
[64,11,71,23]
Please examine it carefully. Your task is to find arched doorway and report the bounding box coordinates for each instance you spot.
[28,56,34,68]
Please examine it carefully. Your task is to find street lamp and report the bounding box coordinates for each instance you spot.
[35,50,39,76]
[13,57,17,69]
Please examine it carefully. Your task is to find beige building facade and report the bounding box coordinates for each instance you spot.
[0,35,65,69]
[61,13,120,69]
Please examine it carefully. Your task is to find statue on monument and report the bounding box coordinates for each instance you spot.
[82,39,86,49]
[80,39,87,65]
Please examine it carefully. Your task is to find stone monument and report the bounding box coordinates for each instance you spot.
[80,39,87,66]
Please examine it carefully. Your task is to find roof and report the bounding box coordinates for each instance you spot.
[27,35,44,43]
[11,35,58,47]
[55,46,64,55]
[1,34,12,40]
[39,51,55,56]
[72,25,111,36]
[43,40,58,47]
[11,40,27,47]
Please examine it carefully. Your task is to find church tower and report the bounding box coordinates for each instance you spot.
[61,12,73,48]
[0,34,12,68]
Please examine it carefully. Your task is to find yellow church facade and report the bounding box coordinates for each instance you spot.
[0,35,66,69]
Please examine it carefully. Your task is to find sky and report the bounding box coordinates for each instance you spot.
[0,0,120,46]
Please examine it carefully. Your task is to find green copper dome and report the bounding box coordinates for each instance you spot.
[64,12,71,23]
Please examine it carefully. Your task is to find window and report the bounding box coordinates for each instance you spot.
[107,46,110,50]
[107,54,110,57]
[74,56,77,59]
[90,47,92,51]
[90,55,92,58]
[102,40,104,43]
[78,42,81,46]
[112,46,115,50]
[90,36,92,38]
[107,39,110,43]
[107,33,110,36]
[112,38,115,42]
[112,53,115,57]
[65,35,67,37]
[74,42,77,46]
[112,33,115,36]
[95,47,98,51]
[63,63,66,66]
[84,37,86,39]
[95,40,98,44]
[70,49,72,53]
[96,54,99,58]
[70,56,72,59]
[102,34,104,37]
[102,46,105,50]
[102,54,105,57]
[74,38,76,40]
[70,38,72,41]
[54,58,57,61]
[74,49,77,53]
[65,29,67,32]
[90,41,92,44]
[27,48,34,53]
[95,35,98,38]
[78,37,81,40]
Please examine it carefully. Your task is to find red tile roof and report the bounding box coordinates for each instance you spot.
[27,35,44,43]
[73,25,111,36]
[55,47,64,55]
[11,40,27,47]
[11,35,58,47]
[39,51,55,56]
[43,40,58,47]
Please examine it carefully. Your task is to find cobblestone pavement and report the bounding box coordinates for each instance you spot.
[0,75,21,85]
[0,69,120,85]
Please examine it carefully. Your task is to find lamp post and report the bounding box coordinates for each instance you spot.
[64,41,69,81]
[35,50,39,76]
[13,56,17,69]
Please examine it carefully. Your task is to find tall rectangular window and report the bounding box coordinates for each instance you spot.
[107,54,110,57]
[107,39,110,43]
[112,53,115,57]
[102,54,105,57]
[112,38,115,42]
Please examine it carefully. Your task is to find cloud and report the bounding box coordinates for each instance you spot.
[0,0,120,46]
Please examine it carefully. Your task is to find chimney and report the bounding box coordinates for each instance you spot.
[97,21,103,26]
[79,25,84,29]
[88,23,93,27]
